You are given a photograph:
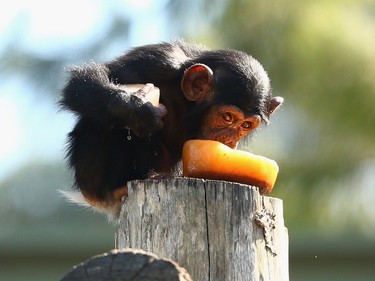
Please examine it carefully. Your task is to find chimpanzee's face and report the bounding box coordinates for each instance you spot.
[198,105,261,149]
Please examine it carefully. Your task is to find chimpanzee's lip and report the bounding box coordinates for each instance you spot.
[206,138,238,149]
[223,141,238,149]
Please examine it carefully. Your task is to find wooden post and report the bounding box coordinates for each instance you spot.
[116,178,289,281]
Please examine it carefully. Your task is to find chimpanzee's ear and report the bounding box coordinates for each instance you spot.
[269,96,284,114]
[181,64,214,102]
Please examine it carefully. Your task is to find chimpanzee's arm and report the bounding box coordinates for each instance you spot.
[60,63,166,136]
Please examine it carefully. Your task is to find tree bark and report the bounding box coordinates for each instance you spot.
[116,178,289,281]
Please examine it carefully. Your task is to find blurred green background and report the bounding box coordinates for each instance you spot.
[0,0,374,280]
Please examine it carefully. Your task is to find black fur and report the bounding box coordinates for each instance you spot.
[60,40,275,201]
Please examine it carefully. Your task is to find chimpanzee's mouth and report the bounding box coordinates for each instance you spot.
[222,141,238,149]
[206,137,239,149]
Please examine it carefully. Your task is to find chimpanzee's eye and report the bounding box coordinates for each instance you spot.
[241,121,253,130]
[221,112,233,123]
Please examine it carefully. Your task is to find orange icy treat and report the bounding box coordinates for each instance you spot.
[182,140,279,194]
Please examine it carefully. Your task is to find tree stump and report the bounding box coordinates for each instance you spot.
[60,249,192,281]
[116,178,289,281]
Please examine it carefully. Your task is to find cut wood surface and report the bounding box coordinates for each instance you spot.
[116,178,289,281]
[60,249,192,281]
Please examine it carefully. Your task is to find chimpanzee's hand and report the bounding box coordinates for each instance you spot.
[110,84,167,137]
